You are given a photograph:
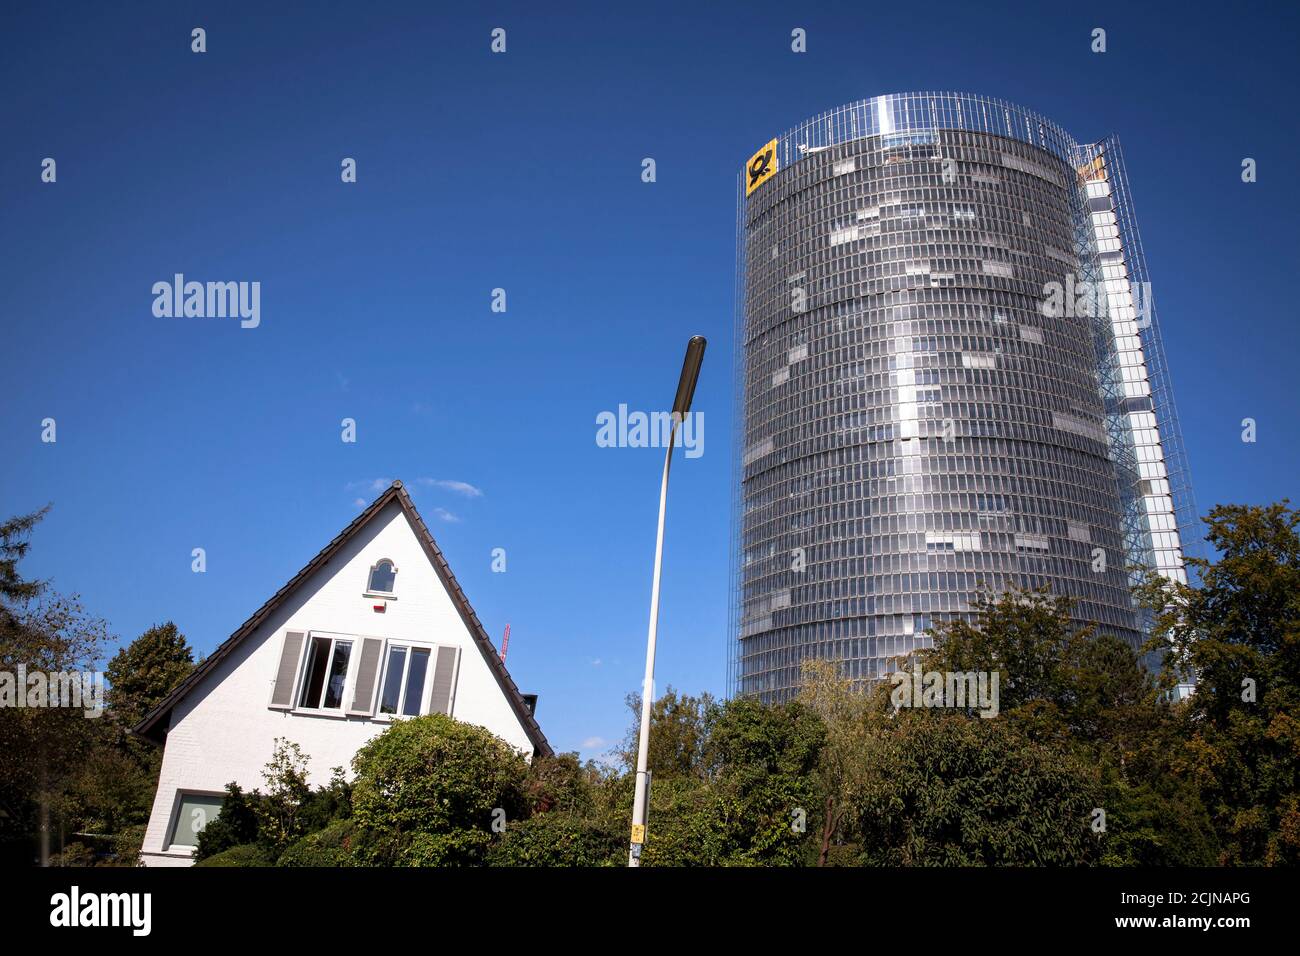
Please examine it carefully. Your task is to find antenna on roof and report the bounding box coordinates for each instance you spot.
[499,623,511,663]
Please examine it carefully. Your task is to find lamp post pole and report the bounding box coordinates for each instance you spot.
[628,335,706,867]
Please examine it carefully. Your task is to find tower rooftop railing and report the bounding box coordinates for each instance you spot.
[766,91,1079,174]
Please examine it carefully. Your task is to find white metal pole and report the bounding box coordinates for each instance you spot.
[628,419,677,866]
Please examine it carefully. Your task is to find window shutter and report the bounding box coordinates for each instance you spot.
[269,631,305,709]
[429,646,460,715]
[348,637,384,715]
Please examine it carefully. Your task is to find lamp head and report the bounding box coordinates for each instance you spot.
[671,336,707,418]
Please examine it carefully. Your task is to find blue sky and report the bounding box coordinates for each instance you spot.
[2,0,1297,760]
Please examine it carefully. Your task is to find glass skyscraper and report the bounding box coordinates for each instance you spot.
[730,92,1196,701]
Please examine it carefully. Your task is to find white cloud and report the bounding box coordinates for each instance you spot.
[432,507,460,523]
[417,478,484,498]
[581,736,608,750]
[590,658,603,667]
[353,498,367,508]
[346,478,393,494]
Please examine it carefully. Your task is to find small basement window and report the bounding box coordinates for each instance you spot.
[367,560,397,595]
[167,792,225,850]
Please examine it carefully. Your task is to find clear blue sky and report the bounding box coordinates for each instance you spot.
[3,0,1297,760]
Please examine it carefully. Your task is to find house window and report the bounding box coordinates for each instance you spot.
[271,630,456,719]
[378,644,431,716]
[367,560,396,595]
[298,635,354,710]
[167,792,224,850]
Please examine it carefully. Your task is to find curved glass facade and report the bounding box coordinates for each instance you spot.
[731,93,1193,701]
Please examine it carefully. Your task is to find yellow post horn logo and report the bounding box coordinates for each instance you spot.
[745,139,778,196]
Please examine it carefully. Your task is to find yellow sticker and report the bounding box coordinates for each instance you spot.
[745,138,779,196]
[630,823,646,844]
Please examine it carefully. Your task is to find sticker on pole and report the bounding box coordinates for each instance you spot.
[745,138,778,196]
[630,823,646,845]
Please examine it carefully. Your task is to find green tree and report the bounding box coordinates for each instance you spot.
[617,687,717,781]
[921,584,1217,866]
[0,509,111,864]
[1139,501,1300,864]
[0,508,49,611]
[104,622,195,730]
[850,711,1101,865]
[636,696,825,866]
[56,621,199,865]
[797,658,877,865]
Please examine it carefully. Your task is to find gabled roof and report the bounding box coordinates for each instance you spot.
[133,481,552,757]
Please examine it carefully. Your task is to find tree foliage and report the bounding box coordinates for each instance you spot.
[12,499,1300,868]
[104,622,195,730]
[617,687,717,780]
[852,711,1101,865]
[350,714,529,866]
[1139,501,1300,864]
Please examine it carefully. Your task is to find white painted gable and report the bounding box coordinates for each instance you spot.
[138,486,542,865]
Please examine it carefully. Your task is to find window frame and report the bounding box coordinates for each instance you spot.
[293,630,359,716]
[164,789,226,852]
[364,559,399,599]
[279,630,458,721]
[375,640,438,719]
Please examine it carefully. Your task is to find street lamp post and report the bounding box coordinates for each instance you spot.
[628,335,706,867]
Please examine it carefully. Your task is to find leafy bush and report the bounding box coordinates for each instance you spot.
[627,697,825,867]
[194,783,259,861]
[194,843,275,867]
[851,712,1101,865]
[488,813,622,866]
[350,714,528,866]
[277,819,360,867]
[524,753,598,815]
[398,829,495,867]
[297,767,352,833]
[253,738,313,851]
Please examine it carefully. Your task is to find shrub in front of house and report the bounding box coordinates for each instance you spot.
[349,713,529,866]
[193,783,261,862]
[194,843,276,867]
[277,819,361,867]
[487,813,623,866]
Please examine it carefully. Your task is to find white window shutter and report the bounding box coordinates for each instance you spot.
[347,637,384,716]
[269,631,306,709]
[429,646,460,715]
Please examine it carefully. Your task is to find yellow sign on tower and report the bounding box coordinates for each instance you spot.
[745,138,779,196]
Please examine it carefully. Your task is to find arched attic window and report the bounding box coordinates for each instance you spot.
[367,559,397,595]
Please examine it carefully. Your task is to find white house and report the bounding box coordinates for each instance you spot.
[134,480,550,867]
